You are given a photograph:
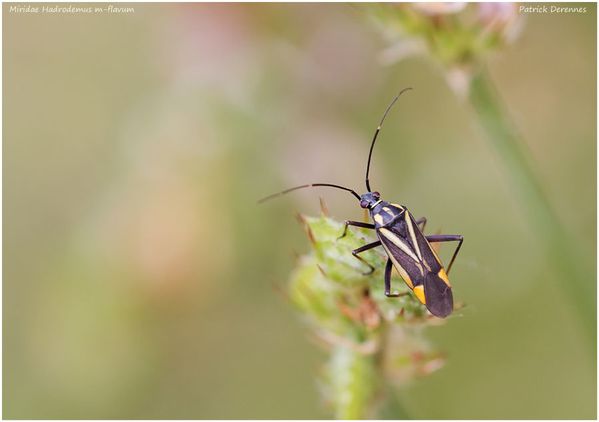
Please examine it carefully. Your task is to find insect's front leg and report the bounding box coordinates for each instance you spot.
[426,234,463,274]
[351,240,381,275]
[338,220,375,240]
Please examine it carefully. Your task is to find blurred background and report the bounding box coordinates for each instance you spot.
[3,3,596,419]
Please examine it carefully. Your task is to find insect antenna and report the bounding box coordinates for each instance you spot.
[365,87,413,192]
[258,183,361,204]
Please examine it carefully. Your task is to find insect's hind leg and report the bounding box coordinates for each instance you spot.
[338,220,375,240]
[415,216,427,232]
[384,259,399,297]
[351,240,381,275]
[426,234,463,275]
[384,258,410,297]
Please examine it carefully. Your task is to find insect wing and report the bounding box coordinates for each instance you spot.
[377,226,426,291]
[379,212,454,318]
[423,272,453,317]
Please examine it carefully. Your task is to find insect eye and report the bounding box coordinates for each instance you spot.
[360,200,369,208]
[373,192,380,199]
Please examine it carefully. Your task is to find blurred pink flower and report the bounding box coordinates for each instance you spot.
[478,2,523,42]
[88,93,234,301]
[412,2,466,15]
[159,4,260,105]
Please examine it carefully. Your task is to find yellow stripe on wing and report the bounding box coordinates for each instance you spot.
[413,285,426,304]
[379,228,420,263]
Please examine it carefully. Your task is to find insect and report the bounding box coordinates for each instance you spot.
[259,88,463,318]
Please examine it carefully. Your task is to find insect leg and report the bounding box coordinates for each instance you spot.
[425,234,463,275]
[351,240,382,275]
[338,220,375,239]
[415,217,427,232]
[384,259,410,297]
[384,258,399,297]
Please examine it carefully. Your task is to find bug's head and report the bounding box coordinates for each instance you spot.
[359,192,381,209]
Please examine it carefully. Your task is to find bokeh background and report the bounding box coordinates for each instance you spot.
[3,3,596,419]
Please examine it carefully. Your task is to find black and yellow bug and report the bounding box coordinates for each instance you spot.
[260,88,463,318]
